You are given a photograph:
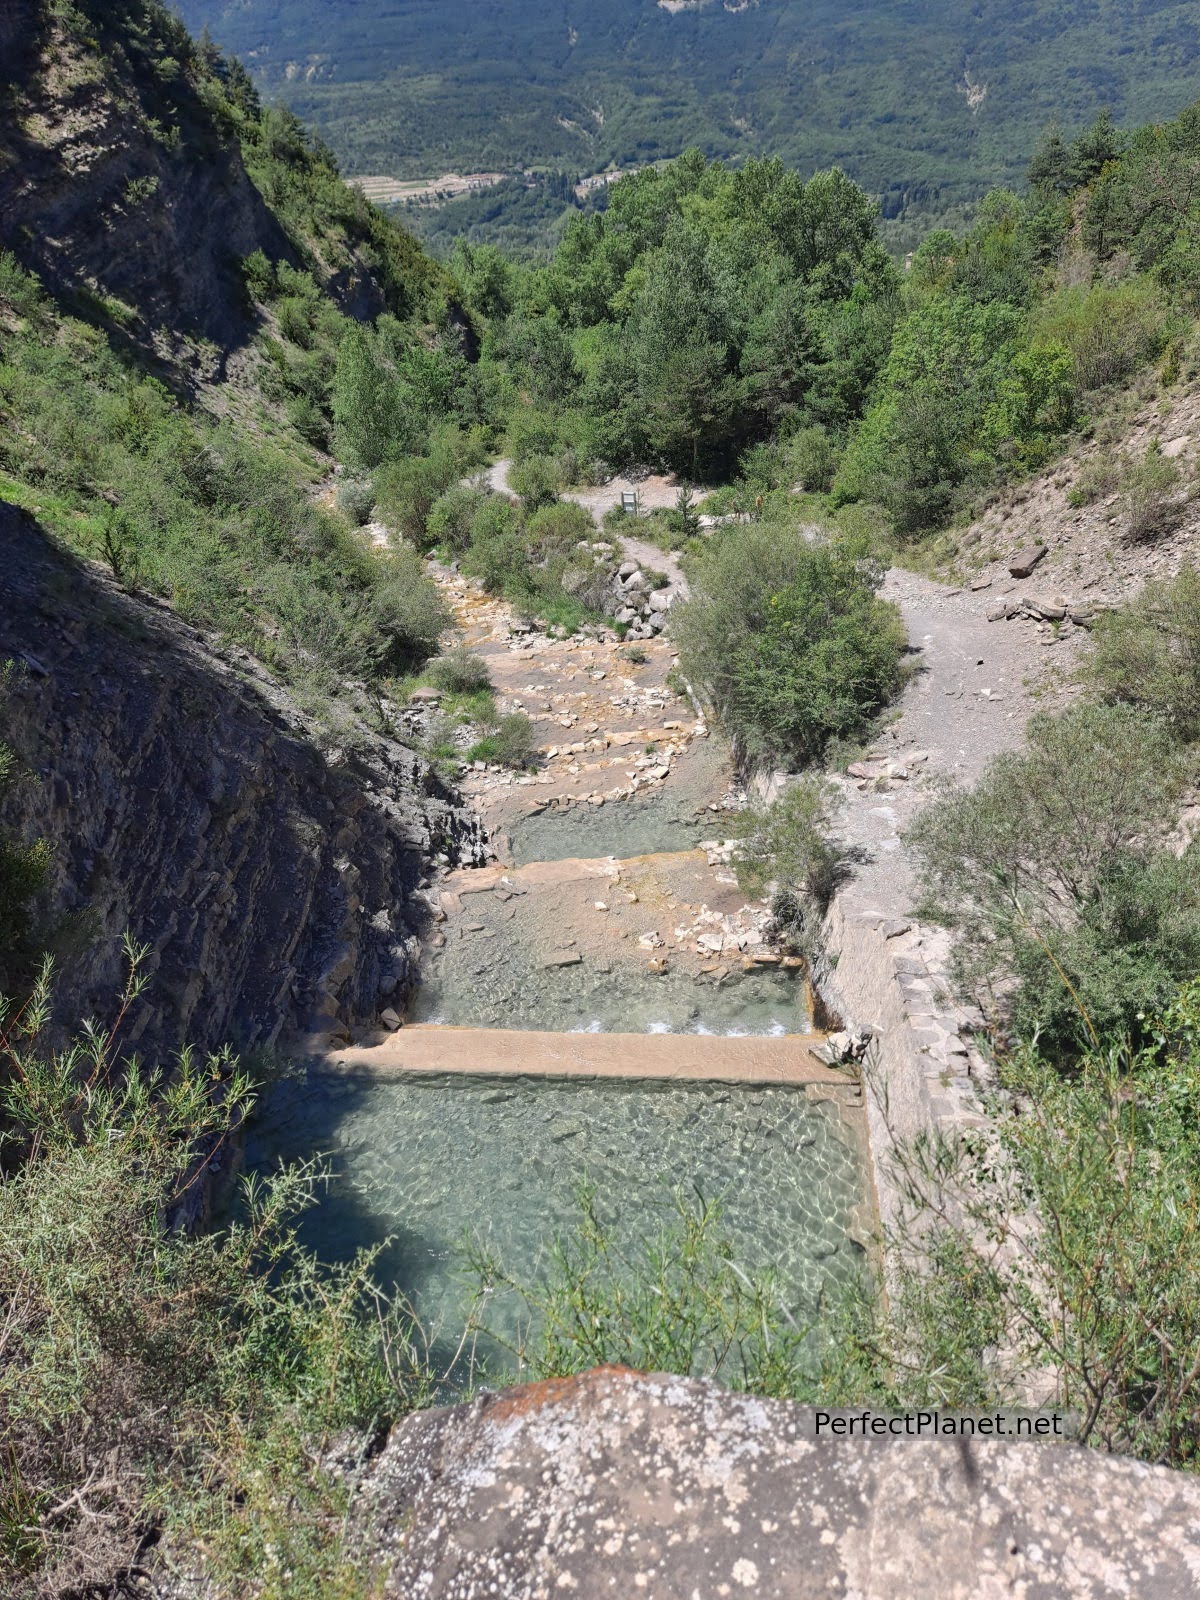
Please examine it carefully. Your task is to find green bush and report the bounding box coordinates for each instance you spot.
[782,424,839,492]
[359,546,451,674]
[1086,565,1200,741]
[1031,278,1173,393]
[427,646,493,695]
[468,710,537,769]
[908,702,1198,1051]
[0,952,433,1598]
[877,982,1200,1464]
[373,456,454,548]
[372,428,483,549]
[335,476,376,526]
[675,530,905,767]
[426,483,486,554]
[1119,446,1186,543]
[733,777,855,912]
[507,453,561,510]
[1067,452,1122,507]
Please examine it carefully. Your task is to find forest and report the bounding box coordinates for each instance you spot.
[182,0,1200,249]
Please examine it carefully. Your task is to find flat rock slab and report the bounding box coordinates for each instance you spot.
[1008,542,1049,578]
[324,1025,843,1085]
[354,1368,1200,1599]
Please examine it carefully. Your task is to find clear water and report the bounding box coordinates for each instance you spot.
[506,734,731,866]
[507,787,710,866]
[410,941,807,1034]
[244,1069,868,1383]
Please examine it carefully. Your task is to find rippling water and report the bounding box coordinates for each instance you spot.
[243,1069,868,1384]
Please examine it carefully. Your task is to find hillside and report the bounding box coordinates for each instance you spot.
[180,0,1200,234]
[6,2,1200,1595]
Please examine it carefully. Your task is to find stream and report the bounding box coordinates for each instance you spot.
[244,559,872,1384]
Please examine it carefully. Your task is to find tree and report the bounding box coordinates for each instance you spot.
[331,325,416,470]
[1027,124,1073,195]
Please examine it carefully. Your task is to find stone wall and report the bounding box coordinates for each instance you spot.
[0,506,484,1058]
[814,897,991,1251]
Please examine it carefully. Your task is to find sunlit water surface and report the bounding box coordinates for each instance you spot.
[244,1070,868,1383]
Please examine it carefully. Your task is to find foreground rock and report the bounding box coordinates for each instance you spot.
[353,1368,1200,1599]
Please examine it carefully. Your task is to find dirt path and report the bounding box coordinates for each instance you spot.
[829,566,1084,917]
[484,459,688,596]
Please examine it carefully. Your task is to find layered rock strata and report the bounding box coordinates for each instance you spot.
[0,506,483,1057]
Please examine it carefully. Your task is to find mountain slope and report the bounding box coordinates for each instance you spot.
[180,0,1200,219]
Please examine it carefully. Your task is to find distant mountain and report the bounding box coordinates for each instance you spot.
[180,0,1200,221]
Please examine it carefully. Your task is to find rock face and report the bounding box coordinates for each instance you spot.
[0,0,390,384]
[354,1368,1200,1599]
[0,507,483,1057]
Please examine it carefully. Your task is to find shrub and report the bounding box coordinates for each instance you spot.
[373,430,480,549]
[361,546,451,673]
[1067,452,1121,507]
[335,476,376,526]
[1031,278,1173,392]
[427,647,493,695]
[426,483,486,554]
[782,424,839,492]
[460,497,531,597]
[733,777,854,911]
[1086,565,1200,741]
[1120,446,1186,543]
[507,453,561,510]
[878,985,1200,1465]
[0,952,434,1598]
[468,710,537,769]
[690,534,906,767]
[908,702,1197,1051]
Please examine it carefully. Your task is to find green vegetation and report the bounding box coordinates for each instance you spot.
[673,525,906,766]
[0,256,450,687]
[1087,565,1200,740]
[466,710,537,770]
[179,0,1200,257]
[908,702,1200,1054]
[11,13,1200,1587]
[0,673,50,988]
[0,951,435,1599]
[874,989,1200,1464]
[465,1184,860,1400]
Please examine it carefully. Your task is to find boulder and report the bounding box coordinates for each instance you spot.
[1028,597,1067,620]
[648,589,673,612]
[1008,543,1048,578]
[353,1368,1200,1599]
[617,559,639,578]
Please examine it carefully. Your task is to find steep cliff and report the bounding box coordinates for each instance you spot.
[0,503,484,1058]
[0,0,448,388]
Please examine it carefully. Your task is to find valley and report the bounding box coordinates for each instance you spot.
[5,1,1200,1594]
[183,0,1200,249]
